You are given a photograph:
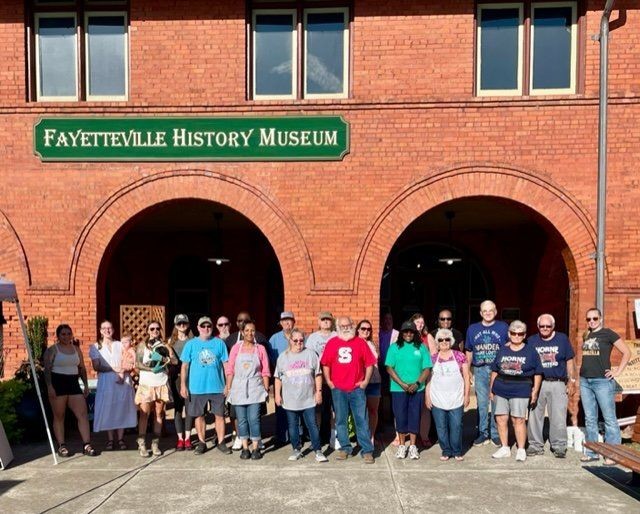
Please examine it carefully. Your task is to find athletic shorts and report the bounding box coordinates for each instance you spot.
[492,395,529,418]
[186,393,225,417]
[51,372,83,396]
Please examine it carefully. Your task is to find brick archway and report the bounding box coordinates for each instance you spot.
[0,209,30,288]
[354,165,596,339]
[71,170,313,318]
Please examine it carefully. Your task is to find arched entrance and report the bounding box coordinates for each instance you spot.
[381,197,571,332]
[97,199,284,332]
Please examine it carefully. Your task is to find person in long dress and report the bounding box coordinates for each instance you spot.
[89,320,137,450]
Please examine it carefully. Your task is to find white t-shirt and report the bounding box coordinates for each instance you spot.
[139,346,168,387]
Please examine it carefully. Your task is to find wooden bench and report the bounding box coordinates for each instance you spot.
[584,442,640,486]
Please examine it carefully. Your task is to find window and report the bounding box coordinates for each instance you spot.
[251,2,349,100]
[476,2,578,96]
[30,1,129,101]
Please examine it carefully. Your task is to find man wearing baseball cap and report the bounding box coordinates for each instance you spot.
[180,316,230,455]
[269,311,296,446]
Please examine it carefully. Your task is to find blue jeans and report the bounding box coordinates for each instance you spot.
[580,377,621,458]
[431,406,464,457]
[286,407,321,452]
[331,387,374,455]
[474,365,498,439]
[235,403,262,442]
[275,404,289,443]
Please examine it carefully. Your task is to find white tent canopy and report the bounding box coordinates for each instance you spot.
[0,277,58,465]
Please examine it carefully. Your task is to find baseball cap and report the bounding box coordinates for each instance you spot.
[318,311,334,320]
[280,311,295,321]
[197,316,213,326]
[174,314,189,324]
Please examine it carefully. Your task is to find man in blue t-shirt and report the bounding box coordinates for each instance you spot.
[180,316,230,455]
[526,313,576,458]
[465,300,509,446]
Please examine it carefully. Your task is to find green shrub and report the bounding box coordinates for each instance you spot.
[0,379,29,443]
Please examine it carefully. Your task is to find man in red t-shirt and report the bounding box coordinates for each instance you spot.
[321,316,376,463]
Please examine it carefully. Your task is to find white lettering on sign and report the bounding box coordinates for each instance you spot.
[259,128,338,147]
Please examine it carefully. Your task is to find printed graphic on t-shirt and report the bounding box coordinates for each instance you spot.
[283,359,313,385]
[472,331,502,365]
[498,355,525,375]
[582,337,600,356]
[338,347,353,363]
[535,346,559,368]
[198,349,216,366]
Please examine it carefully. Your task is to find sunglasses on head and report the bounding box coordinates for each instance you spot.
[509,331,525,337]
[586,317,600,322]
[439,317,452,321]
[437,337,451,342]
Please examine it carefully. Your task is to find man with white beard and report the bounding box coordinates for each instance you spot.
[320,316,377,463]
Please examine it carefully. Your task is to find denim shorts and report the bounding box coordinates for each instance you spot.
[365,382,381,398]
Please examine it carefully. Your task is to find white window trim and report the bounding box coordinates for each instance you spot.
[35,12,79,102]
[252,9,297,100]
[84,11,129,101]
[530,2,577,95]
[476,3,523,97]
[303,7,349,99]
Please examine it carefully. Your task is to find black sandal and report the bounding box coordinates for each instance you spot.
[105,440,114,451]
[57,443,69,458]
[117,439,127,450]
[83,443,98,457]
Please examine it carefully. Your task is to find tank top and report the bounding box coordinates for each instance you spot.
[52,344,80,375]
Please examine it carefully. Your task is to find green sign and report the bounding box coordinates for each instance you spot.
[34,116,349,162]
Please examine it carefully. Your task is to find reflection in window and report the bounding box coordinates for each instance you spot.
[254,13,295,97]
[87,15,127,98]
[305,11,346,96]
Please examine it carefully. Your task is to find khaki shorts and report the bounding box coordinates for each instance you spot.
[135,383,171,405]
[492,395,529,418]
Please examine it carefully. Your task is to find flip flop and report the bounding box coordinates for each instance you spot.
[580,455,599,463]
[105,440,114,451]
[603,458,617,466]
[57,444,69,458]
[118,439,127,450]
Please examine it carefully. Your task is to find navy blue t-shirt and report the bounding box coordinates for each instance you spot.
[527,332,575,380]
[491,343,544,399]
[465,321,509,366]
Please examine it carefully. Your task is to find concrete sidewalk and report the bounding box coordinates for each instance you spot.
[1,434,638,513]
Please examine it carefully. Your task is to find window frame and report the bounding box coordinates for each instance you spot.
[476,3,524,97]
[251,8,298,100]
[529,1,577,95]
[34,12,79,102]
[302,6,349,99]
[84,11,129,101]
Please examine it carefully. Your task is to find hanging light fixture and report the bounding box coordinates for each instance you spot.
[207,212,230,266]
[438,211,462,265]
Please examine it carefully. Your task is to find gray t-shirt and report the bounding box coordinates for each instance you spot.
[275,348,321,411]
[305,330,336,358]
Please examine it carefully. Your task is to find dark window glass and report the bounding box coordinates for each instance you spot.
[532,7,572,90]
[479,8,520,91]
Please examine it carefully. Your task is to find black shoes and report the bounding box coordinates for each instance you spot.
[217,442,232,455]
[194,442,207,455]
[240,448,251,460]
[251,449,262,460]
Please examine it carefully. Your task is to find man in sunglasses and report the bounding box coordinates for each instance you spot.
[216,316,231,340]
[430,309,464,352]
[526,313,575,458]
[465,300,509,447]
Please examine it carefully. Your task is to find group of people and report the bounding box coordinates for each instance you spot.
[42,300,631,466]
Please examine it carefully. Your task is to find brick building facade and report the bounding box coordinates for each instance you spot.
[1,0,639,377]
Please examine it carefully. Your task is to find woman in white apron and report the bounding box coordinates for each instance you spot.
[89,320,137,451]
[426,328,470,461]
[226,321,270,460]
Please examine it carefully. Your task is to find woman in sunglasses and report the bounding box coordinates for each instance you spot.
[356,319,381,445]
[167,314,194,450]
[135,320,174,457]
[579,308,631,464]
[489,320,543,462]
[425,328,470,461]
[274,328,328,462]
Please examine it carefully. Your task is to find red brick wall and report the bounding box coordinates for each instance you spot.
[1,1,640,376]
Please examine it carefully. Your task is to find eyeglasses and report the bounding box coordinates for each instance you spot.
[291,339,304,343]
[217,322,230,327]
[149,327,161,332]
[586,317,600,322]
[358,327,372,332]
[509,332,525,337]
[338,325,352,330]
[237,318,250,323]
[439,317,452,321]
[538,325,552,329]
[437,337,451,342]
[200,324,213,329]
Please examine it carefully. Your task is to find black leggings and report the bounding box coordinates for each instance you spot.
[170,376,193,436]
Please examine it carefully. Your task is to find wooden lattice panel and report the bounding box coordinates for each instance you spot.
[120,305,166,344]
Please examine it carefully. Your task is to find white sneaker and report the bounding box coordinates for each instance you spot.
[408,445,420,460]
[515,448,527,462]
[231,437,242,451]
[288,449,302,461]
[330,430,341,450]
[315,450,328,463]
[492,446,511,459]
[395,445,408,459]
